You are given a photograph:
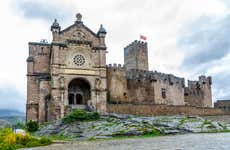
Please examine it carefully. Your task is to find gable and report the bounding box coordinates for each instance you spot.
[58,23,100,47]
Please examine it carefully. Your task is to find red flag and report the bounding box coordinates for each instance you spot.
[140,35,147,41]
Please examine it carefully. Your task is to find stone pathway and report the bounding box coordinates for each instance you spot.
[23,133,230,150]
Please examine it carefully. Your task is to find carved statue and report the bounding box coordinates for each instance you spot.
[95,78,101,90]
[59,77,65,89]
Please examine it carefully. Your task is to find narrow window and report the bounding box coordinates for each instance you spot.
[41,47,44,53]
[38,47,44,55]
[161,88,166,99]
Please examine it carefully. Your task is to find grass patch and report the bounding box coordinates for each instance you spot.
[201,119,215,129]
[62,109,100,124]
[178,116,188,127]
[142,128,162,137]
[41,134,71,141]
[111,128,163,140]
[203,119,211,125]
[88,137,97,141]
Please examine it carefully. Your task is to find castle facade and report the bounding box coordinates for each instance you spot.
[26,14,212,123]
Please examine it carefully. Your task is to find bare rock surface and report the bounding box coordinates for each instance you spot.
[35,114,230,140]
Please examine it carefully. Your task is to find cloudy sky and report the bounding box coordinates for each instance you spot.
[0,0,229,112]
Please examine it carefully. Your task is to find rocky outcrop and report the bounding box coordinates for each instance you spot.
[36,114,230,140]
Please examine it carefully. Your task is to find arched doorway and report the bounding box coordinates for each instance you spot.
[68,78,91,107]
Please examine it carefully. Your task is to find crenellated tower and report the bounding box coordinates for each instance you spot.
[185,76,212,107]
[124,40,148,71]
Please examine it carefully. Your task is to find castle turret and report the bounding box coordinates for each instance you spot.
[97,24,107,47]
[51,19,61,41]
[185,76,212,107]
[199,76,212,107]
[124,40,148,71]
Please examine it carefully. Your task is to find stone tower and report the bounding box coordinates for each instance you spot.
[124,40,148,71]
[199,76,212,107]
[26,13,108,123]
[184,76,212,107]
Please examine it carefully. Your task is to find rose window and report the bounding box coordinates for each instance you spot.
[73,54,85,66]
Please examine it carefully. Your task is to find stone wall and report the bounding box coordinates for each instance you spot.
[214,100,230,112]
[185,76,212,107]
[106,64,128,103]
[26,42,51,122]
[107,67,185,106]
[108,104,225,116]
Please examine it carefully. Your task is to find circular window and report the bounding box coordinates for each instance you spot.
[73,54,85,66]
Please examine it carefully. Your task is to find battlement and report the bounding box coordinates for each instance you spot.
[188,76,212,88]
[124,40,149,71]
[125,69,184,86]
[199,75,212,85]
[29,39,50,46]
[185,75,212,107]
[124,40,147,51]
[107,63,125,71]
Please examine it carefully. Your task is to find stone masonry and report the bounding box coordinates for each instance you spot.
[214,100,230,112]
[26,13,213,123]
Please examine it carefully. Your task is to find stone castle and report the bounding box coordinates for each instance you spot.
[26,13,212,123]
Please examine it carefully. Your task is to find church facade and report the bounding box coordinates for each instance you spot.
[26,14,212,123]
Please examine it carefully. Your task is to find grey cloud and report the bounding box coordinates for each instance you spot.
[178,14,230,101]
[0,86,25,112]
[212,72,230,100]
[179,15,230,69]
[11,0,73,22]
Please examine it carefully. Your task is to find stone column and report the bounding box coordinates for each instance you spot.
[91,90,98,112]
[60,90,65,118]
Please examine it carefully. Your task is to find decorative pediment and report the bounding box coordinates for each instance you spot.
[58,16,99,45]
[51,13,106,49]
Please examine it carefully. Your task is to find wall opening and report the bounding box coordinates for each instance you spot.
[76,94,83,104]
[161,88,166,99]
[68,78,91,105]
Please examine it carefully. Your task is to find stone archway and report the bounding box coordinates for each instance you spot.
[68,78,91,106]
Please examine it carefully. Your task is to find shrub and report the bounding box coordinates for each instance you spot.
[26,120,39,132]
[62,109,100,123]
[0,128,13,141]
[16,133,30,145]
[15,122,25,129]
[25,139,40,148]
[4,133,16,145]
[39,137,52,145]
[0,128,52,150]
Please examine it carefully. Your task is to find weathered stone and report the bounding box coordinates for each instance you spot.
[35,115,230,140]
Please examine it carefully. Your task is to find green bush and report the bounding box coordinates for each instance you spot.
[62,109,100,123]
[0,128,52,150]
[25,139,40,148]
[39,137,52,145]
[26,120,39,132]
[14,122,25,129]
